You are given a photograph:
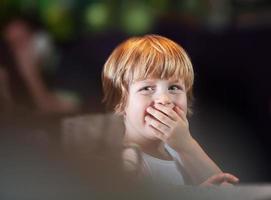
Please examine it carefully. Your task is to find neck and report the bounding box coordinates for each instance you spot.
[123,132,171,160]
[123,132,160,149]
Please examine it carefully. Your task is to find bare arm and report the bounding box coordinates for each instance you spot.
[175,138,222,184]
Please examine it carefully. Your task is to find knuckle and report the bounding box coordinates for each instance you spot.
[157,123,163,130]
[160,115,166,122]
[152,109,158,115]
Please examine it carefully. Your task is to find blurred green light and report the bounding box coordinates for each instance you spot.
[85,3,109,32]
[42,4,73,40]
[121,4,153,34]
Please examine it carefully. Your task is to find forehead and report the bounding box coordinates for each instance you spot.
[131,67,186,83]
[130,67,186,83]
[134,77,184,83]
[130,78,185,88]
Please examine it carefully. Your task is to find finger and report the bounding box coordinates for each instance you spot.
[145,115,170,136]
[146,107,173,128]
[220,181,234,187]
[205,173,228,185]
[174,106,188,123]
[153,104,179,121]
[174,106,186,118]
[148,124,166,141]
[207,173,239,185]
[221,173,239,184]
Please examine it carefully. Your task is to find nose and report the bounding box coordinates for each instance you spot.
[154,93,174,108]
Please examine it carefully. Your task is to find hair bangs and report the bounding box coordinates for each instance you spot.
[125,43,191,90]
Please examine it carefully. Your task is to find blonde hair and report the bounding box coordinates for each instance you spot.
[102,34,194,115]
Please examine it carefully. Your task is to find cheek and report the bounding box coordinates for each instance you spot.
[138,97,152,115]
[126,95,152,117]
[174,95,188,113]
[134,97,154,124]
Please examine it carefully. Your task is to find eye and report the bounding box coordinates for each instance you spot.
[140,86,154,91]
[169,85,183,90]
[139,86,155,94]
[169,85,184,93]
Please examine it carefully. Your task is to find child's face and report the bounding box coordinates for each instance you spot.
[124,78,187,140]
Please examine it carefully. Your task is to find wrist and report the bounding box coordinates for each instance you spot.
[175,137,198,154]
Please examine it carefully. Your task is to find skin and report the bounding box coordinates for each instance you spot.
[123,78,239,185]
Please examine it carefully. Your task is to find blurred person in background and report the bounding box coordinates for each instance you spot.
[0,61,13,107]
[0,16,80,116]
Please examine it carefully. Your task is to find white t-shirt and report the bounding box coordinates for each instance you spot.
[141,144,185,186]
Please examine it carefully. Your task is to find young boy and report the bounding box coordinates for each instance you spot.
[102,34,238,186]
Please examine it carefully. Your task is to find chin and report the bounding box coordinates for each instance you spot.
[142,125,158,140]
